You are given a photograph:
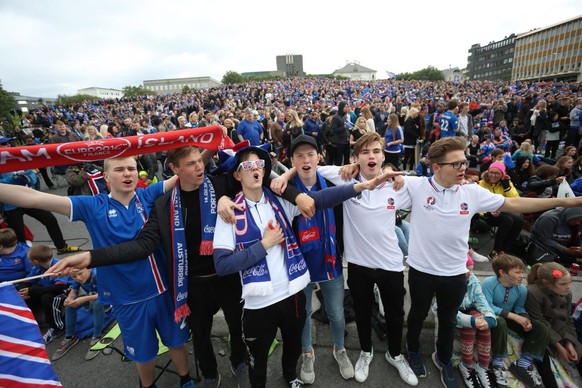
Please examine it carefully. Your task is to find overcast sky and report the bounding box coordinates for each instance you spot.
[1,0,580,98]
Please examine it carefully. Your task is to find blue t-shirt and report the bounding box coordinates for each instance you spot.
[69,182,168,305]
[384,127,403,153]
[0,243,32,282]
[71,268,99,300]
[28,257,72,286]
[439,111,459,138]
[236,120,263,145]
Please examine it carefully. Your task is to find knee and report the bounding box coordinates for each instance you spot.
[495,316,507,332]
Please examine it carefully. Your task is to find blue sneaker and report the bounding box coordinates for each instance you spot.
[407,350,427,378]
[432,352,459,388]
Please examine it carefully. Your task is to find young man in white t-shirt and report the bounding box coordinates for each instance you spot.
[404,136,582,388]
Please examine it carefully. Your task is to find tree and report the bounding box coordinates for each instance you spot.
[396,66,444,81]
[0,81,16,126]
[122,85,154,98]
[221,71,244,84]
[57,94,96,106]
[182,85,191,93]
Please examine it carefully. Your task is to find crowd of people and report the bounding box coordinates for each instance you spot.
[1,77,582,388]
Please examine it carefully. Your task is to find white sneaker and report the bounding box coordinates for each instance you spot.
[300,351,315,384]
[385,352,418,386]
[491,364,508,388]
[333,347,354,379]
[474,363,494,388]
[458,363,481,388]
[469,249,489,263]
[354,349,374,383]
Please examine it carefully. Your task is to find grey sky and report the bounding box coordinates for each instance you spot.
[1,0,580,98]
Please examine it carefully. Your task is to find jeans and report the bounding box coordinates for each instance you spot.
[395,220,410,256]
[407,267,467,364]
[302,275,345,352]
[65,300,105,338]
[347,263,406,357]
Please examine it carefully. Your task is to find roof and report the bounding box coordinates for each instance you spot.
[333,63,376,74]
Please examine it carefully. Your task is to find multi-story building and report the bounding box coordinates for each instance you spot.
[512,15,582,82]
[466,34,516,81]
[275,54,305,77]
[77,87,123,99]
[143,76,221,94]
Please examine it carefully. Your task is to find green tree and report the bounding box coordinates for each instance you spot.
[0,81,17,126]
[122,85,154,98]
[57,94,96,106]
[222,71,244,84]
[182,85,191,93]
[395,66,444,81]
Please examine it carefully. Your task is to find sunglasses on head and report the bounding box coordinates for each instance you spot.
[237,159,266,171]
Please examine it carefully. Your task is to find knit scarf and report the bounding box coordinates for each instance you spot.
[234,188,310,298]
[292,173,338,281]
[169,176,217,322]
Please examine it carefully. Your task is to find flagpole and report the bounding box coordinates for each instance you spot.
[1,272,59,286]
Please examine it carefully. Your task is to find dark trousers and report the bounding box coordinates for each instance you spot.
[330,143,350,166]
[545,140,560,159]
[243,292,306,388]
[39,167,54,189]
[186,274,246,380]
[402,147,415,171]
[384,152,401,169]
[490,315,549,360]
[27,284,68,330]
[347,263,405,357]
[484,212,524,252]
[406,267,467,364]
[5,208,67,249]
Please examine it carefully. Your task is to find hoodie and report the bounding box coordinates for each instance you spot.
[329,102,349,145]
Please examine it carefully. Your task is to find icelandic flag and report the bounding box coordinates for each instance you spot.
[0,283,62,387]
[386,71,397,79]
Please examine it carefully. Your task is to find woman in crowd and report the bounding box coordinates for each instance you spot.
[383,113,403,168]
[402,107,420,171]
[510,156,535,195]
[361,107,375,133]
[283,110,305,158]
[466,135,481,168]
[479,162,525,259]
[555,156,574,184]
[83,125,104,141]
[350,117,369,147]
[525,165,564,198]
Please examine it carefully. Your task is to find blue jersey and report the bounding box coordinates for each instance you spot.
[439,111,458,138]
[69,182,168,305]
[236,120,263,145]
[71,269,99,299]
[0,243,32,282]
[27,258,72,286]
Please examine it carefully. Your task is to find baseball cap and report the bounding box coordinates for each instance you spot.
[290,134,318,156]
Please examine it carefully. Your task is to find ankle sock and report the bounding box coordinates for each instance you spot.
[517,355,533,369]
[491,357,504,368]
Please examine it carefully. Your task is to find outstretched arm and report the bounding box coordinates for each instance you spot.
[0,183,71,217]
[500,196,582,214]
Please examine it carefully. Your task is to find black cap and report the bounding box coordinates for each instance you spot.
[290,134,318,156]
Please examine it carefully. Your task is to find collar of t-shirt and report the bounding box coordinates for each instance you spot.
[429,177,459,194]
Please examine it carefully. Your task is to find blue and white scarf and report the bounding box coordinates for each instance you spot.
[169,176,217,322]
[292,173,339,282]
[234,188,310,298]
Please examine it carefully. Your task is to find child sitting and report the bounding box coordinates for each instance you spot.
[526,262,582,386]
[455,256,497,388]
[52,268,106,361]
[0,227,32,283]
[482,254,549,388]
[21,244,71,344]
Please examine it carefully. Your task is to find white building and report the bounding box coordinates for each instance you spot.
[143,76,221,94]
[77,87,123,99]
[333,62,377,81]
[441,67,463,83]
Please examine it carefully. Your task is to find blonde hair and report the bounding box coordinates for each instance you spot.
[286,110,304,127]
[405,107,419,121]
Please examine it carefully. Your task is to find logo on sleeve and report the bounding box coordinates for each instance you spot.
[460,202,469,215]
[386,197,395,210]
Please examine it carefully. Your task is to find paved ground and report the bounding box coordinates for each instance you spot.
[21,184,582,387]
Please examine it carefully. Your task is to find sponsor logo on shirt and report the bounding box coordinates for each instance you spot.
[386,197,395,210]
[299,226,320,244]
[460,202,469,215]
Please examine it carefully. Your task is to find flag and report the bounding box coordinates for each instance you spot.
[0,283,62,387]
[386,71,397,79]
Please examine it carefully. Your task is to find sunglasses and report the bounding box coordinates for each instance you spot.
[237,159,265,171]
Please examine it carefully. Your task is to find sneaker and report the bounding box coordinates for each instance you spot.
[57,245,80,254]
[458,363,481,388]
[300,350,315,384]
[490,365,508,388]
[474,363,494,388]
[407,350,427,378]
[431,352,460,388]
[386,352,418,386]
[333,347,354,380]
[354,349,374,383]
[488,250,504,261]
[230,362,250,388]
[508,363,542,388]
[43,327,64,344]
[203,372,221,388]
[51,336,79,361]
[180,380,196,388]
[85,337,101,361]
[469,249,489,263]
[287,378,303,388]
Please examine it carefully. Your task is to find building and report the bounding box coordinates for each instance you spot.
[77,87,123,99]
[143,76,221,94]
[512,15,582,83]
[333,62,377,81]
[441,67,463,83]
[275,54,305,77]
[10,93,57,113]
[466,34,516,81]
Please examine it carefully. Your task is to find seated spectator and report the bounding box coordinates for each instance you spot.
[525,165,563,198]
[21,244,71,344]
[480,148,504,173]
[510,157,535,195]
[415,157,432,177]
[555,156,574,184]
[52,268,106,361]
[479,136,495,161]
[482,254,549,388]
[526,262,582,384]
[83,125,104,141]
[479,162,524,259]
[511,140,542,167]
[508,119,528,145]
[530,207,582,266]
[0,228,32,283]
[571,155,582,180]
[491,127,512,150]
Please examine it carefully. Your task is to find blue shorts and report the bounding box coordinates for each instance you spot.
[114,291,189,363]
